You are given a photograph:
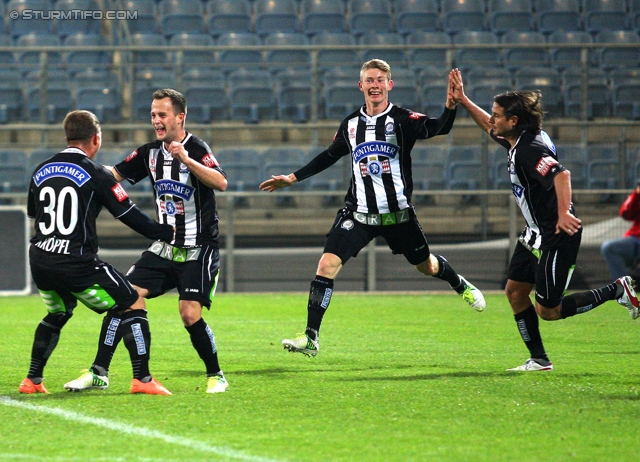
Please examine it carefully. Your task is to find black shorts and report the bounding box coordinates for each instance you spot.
[324,207,430,266]
[29,253,139,315]
[126,243,221,309]
[508,235,581,308]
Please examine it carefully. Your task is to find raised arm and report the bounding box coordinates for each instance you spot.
[449,68,492,134]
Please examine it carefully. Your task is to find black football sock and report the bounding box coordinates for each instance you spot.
[514,305,549,361]
[27,313,70,379]
[91,311,124,376]
[560,283,618,318]
[306,275,334,340]
[120,310,151,380]
[185,318,221,376]
[433,255,463,291]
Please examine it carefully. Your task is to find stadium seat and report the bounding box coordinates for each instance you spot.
[632,0,640,31]
[215,148,263,194]
[406,31,451,71]
[182,69,228,122]
[588,161,620,189]
[468,82,513,114]
[54,0,102,37]
[448,161,483,191]
[358,32,406,68]
[0,79,25,123]
[275,69,313,123]
[121,0,159,35]
[421,79,449,117]
[228,69,277,123]
[64,33,111,73]
[596,30,640,70]
[348,0,394,36]
[264,33,311,71]
[301,0,347,35]
[562,67,611,118]
[412,146,448,191]
[324,79,363,119]
[556,144,584,162]
[610,69,640,119]
[514,67,563,118]
[535,0,582,34]
[132,68,178,120]
[169,33,216,68]
[502,31,548,70]
[207,0,253,37]
[262,147,307,187]
[466,66,512,85]
[8,0,52,37]
[548,31,595,70]
[254,0,300,36]
[26,70,73,123]
[442,0,487,34]
[128,33,170,71]
[453,31,501,71]
[560,160,587,188]
[387,68,420,109]
[394,0,441,34]
[0,35,16,67]
[158,0,205,37]
[487,0,534,34]
[583,0,630,33]
[74,68,116,92]
[15,34,63,73]
[28,149,55,173]
[75,85,121,122]
[0,150,28,192]
[216,33,263,70]
[311,33,359,70]
[305,148,348,202]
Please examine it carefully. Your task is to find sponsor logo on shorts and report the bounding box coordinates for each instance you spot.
[111,183,128,202]
[341,219,354,230]
[535,156,559,176]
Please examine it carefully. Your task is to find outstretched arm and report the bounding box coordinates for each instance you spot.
[449,68,492,134]
[260,173,297,192]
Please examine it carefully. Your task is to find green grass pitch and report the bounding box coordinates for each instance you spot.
[1,293,640,461]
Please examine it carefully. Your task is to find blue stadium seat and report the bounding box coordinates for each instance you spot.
[324,77,363,119]
[560,160,587,188]
[596,30,640,70]
[264,33,311,71]
[491,145,511,189]
[228,68,276,123]
[555,144,584,162]
[0,35,16,67]
[64,33,111,73]
[121,0,159,35]
[262,147,307,177]
[215,148,263,194]
[611,69,640,119]
[632,0,640,31]
[466,66,513,84]
[254,0,300,36]
[502,31,548,70]
[358,32,406,68]
[74,68,116,91]
[216,33,263,70]
[536,0,582,34]
[387,68,420,108]
[0,150,28,192]
[301,0,347,35]
[275,69,313,123]
[453,31,501,70]
[548,31,595,70]
[28,149,55,173]
[169,33,216,68]
[76,85,121,122]
[562,67,611,118]
[305,148,348,200]
[158,0,205,37]
[467,82,513,114]
[583,0,630,33]
[129,33,170,70]
[16,34,62,73]
[8,0,52,37]
[132,68,177,120]
[207,0,253,37]
[310,33,359,70]
[407,31,451,71]
[95,149,127,168]
[442,0,487,34]
[348,0,394,36]
[487,0,534,34]
[183,73,229,123]
[514,67,563,118]
[421,80,449,117]
[411,145,448,191]
[54,0,102,38]
[448,161,483,190]
[25,70,73,123]
[394,0,441,34]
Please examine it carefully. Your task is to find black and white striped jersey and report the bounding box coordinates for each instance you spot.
[491,129,573,250]
[114,132,225,248]
[295,103,456,214]
[28,147,172,265]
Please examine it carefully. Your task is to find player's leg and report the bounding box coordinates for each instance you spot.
[505,242,552,372]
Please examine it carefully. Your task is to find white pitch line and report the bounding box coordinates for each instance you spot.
[0,397,282,462]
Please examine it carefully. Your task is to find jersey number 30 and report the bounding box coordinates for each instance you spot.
[39,186,78,236]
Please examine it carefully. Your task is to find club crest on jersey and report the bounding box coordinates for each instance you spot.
[161,200,184,216]
[111,183,128,202]
[535,156,559,176]
[154,179,194,201]
[385,122,395,135]
[352,140,399,163]
[33,162,91,187]
[341,219,354,230]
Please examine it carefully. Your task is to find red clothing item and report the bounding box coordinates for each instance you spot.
[621,190,640,238]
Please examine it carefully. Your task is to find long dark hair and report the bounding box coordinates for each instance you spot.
[494,90,544,134]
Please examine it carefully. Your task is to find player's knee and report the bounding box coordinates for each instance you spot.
[43,311,72,329]
[535,303,562,321]
[415,255,437,276]
[317,254,342,279]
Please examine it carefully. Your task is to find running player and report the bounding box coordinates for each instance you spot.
[449,68,639,371]
[20,110,174,395]
[260,59,486,357]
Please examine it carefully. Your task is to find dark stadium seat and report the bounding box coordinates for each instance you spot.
[421,79,449,117]
[182,69,229,122]
[254,0,300,36]
[611,69,640,119]
[310,33,359,70]
[324,79,363,119]
[448,161,483,191]
[358,32,406,68]
[560,160,587,188]
[562,67,611,118]
[535,0,582,34]
[216,148,263,194]
[54,0,102,37]
[595,30,640,70]
[16,33,63,73]
[275,68,313,123]
[442,0,487,34]
[502,31,548,70]
[64,33,111,73]
[0,150,28,192]
[76,85,122,122]
[487,0,534,34]
[128,33,170,71]
[0,35,16,67]
[468,81,514,113]
[264,33,311,71]
[216,32,263,70]
[453,31,501,70]
[583,0,630,33]
[158,0,205,37]
[0,79,25,123]
[26,70,73,123]
[394,0,440,34]
[548,31,595,70]
[8,0,52,37]
[632,0,640,31]
[387,68,420,109]
[305,148,348,203]
[207,0,253,37]
[407,31,451,71]
[412,145,448,191]
[301,0,347,35]
[169,33,216,68]
[28,149,55,173]
[228,68,277,123]
[514,67,563,118]
[132,68,178,120]
[348,0,394,36]
[262,147,308,205]
[121,0,159,35]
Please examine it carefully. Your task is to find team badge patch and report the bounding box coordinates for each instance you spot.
[535,156,559,176]
[409,111,425,119]
[341,219,354,230]
[201,153,218,168]
[111,183,128,202]
[125,150,138,162]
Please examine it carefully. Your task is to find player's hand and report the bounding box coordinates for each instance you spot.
[259,174,297,192]
[449,68,465,104]
[556,211,582,235]
[167,141,188,162]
